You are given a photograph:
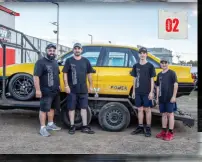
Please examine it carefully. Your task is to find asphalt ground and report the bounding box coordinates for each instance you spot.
[0,91,198,154]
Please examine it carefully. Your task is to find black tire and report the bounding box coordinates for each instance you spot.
[8,73,35,101]
[61,105,92,129]
[98,102,130,132]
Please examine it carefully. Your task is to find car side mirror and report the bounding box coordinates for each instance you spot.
[58,60,63,65]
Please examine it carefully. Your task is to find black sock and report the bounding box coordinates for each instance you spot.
[162,128,167,132]
[169,129,173,134]
[139,124,143,128]
[146,124,151,128]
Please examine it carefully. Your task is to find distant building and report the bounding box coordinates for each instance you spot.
[0,4,71,65]
[137,45,173,64]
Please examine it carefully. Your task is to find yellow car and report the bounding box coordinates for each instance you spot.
[0,44,194,101]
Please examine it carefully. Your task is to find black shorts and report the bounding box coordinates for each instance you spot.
[67,93,88,110]
[135,94,152,108]
[40,93,60,112]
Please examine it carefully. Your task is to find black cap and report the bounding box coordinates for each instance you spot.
[46,44,56,50]
[138,47,147,53]
[160,57,169,63]
[73,43,82,49]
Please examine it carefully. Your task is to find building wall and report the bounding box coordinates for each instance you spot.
[137,45,173,64]
[0,10,71,64]
[147,48,173,64]
[0,10,15,29]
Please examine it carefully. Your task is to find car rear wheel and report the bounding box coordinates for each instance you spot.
[61,105,92,129]
[98,102,130,132]
[8,73,35,101]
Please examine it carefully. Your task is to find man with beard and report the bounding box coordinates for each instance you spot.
[33,44,61,137]
[62,43,95,135]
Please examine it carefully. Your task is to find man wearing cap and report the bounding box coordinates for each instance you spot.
[62,43,95,134]
[131,47,156,137]
[33,44,61,137]
[156,58,178,141]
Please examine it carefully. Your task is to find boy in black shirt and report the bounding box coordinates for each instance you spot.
[63,43,95,135]
[131,47,156,137]
[33,44,61,137]
[156,58,178,141]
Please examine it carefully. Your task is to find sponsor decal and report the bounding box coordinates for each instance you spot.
[110,85,127,91]
[0,27,11,42]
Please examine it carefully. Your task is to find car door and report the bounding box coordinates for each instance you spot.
[97,47,137,96]
[58,46,103,92]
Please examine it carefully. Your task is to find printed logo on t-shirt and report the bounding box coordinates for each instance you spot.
[159,76,162,97]
[46,65,54,87]
[135,68,140,88]
[71,64,77,85]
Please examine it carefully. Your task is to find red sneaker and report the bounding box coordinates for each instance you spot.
[163,132,174,141]
[156,130,166,139]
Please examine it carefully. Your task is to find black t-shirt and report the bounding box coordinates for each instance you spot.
[33,57,60,95]
[131,62,156,95]
[62,56,94,94]
[156,69,178,103]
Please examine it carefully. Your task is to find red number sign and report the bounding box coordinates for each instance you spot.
[165,18,179,32]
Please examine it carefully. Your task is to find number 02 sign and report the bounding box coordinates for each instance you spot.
[158,10,188,39]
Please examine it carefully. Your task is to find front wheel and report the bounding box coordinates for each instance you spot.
[8,73,35,101]
[98,102,130,132]
[61,105,92,130]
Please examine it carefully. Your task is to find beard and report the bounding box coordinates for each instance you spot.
[46,53,56,60]
[74,52,81,56]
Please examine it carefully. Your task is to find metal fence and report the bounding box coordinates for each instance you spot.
[0,24,71,64]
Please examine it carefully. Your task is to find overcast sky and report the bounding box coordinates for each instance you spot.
[3,2,197,62]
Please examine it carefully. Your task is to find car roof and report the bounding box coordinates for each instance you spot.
[58,44,160,62]
[82,44,139,50]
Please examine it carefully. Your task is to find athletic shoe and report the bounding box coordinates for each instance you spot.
[81,126,95,134]
[156,130,167,139]
[39,127,51,137]
[163,132,174,141]
[46,123,61,131]
[131,126,144,135]
[144,126,152,137]
[69,125,76,135]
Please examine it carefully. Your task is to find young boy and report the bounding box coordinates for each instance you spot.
[156,58,178,141]
[131,47,156,137]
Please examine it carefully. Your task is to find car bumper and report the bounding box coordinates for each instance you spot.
[178,83,195,96]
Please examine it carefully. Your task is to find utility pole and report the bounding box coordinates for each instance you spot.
[176,54,181,64]
[51,2,59,56]
[88,34,93,44]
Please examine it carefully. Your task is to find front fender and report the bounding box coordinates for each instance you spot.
[0,63,35,77]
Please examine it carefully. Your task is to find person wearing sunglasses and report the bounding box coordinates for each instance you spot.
[156,58,178,141]
[131,47,156,137]
[62,43,95,135]
[33,44,61,137]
